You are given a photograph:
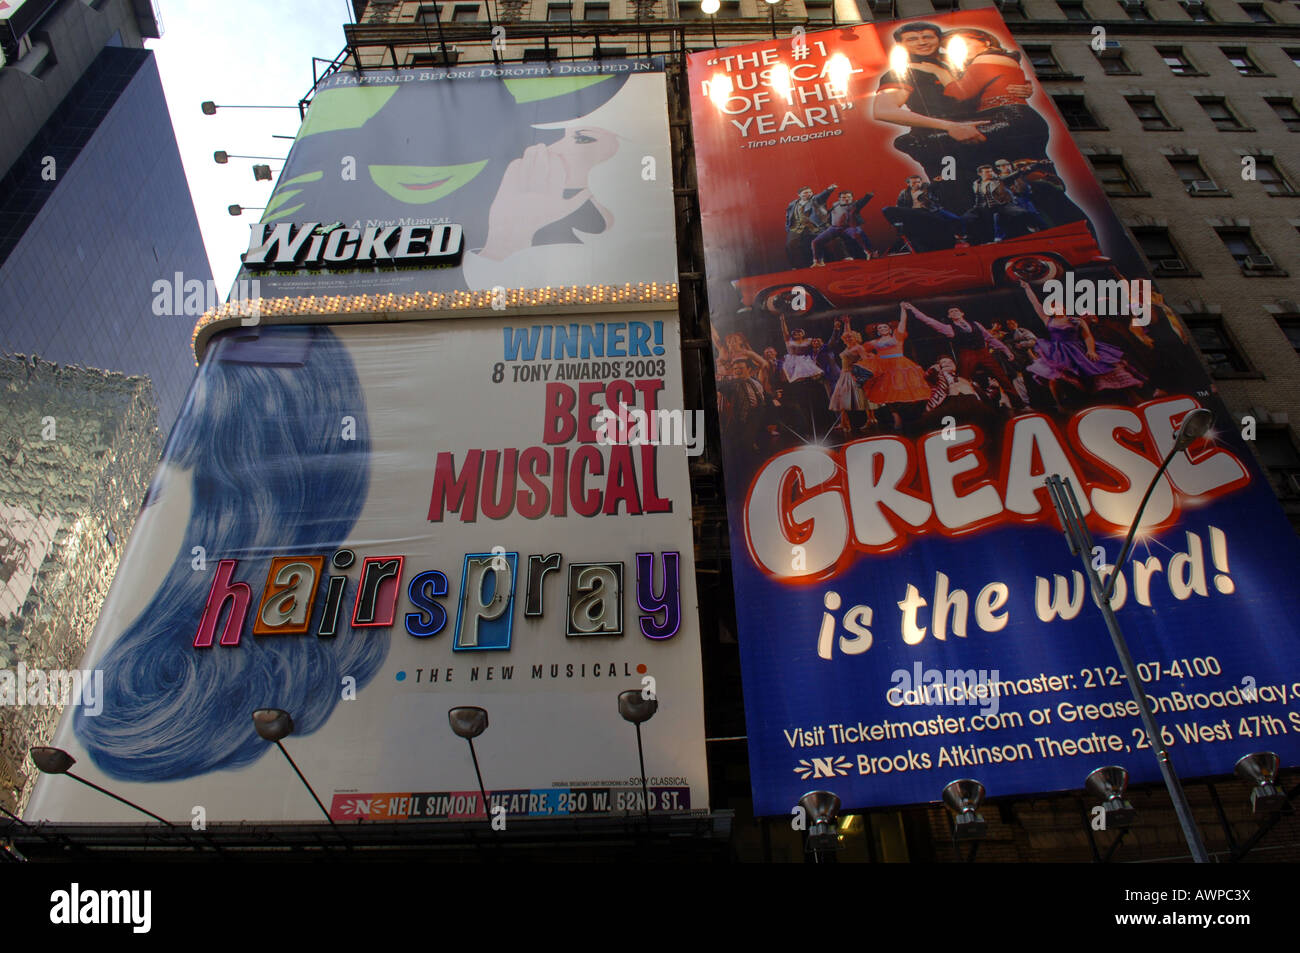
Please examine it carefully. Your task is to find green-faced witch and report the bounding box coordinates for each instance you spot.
[252,66,674,295]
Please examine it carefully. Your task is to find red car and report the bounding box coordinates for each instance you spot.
[734,220,1109,315]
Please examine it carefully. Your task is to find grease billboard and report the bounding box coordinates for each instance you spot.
[688,12,1300,815]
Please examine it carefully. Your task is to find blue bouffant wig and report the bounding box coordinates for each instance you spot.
[74,324,382,780]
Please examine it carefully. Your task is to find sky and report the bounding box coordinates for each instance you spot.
[146,0,357,293]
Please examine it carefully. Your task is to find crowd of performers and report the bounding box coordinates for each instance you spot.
[783,21,1091,265]
[713,280,1197,458]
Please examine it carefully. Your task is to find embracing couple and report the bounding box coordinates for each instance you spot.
[873,21,1051,209]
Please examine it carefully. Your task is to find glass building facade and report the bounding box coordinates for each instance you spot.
[0,44,208,435]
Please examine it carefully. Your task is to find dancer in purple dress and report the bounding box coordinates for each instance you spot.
[1018,280,1144,408]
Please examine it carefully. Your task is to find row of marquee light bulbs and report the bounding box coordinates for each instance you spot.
[798,753,1290,858]
[18,692,660,832]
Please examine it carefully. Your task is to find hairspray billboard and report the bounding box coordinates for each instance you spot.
[26,315,706,823]
[234,58,677,311]
[688,12,1300,815]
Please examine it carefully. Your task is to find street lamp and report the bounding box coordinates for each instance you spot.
[1044,407,1215,863]
[28,747,173,826]
[701,0,719,46]
[228,205,265,217]
[1102,407,1213,603]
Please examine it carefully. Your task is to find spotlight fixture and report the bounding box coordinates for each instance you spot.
[617,690,657,725]
[1085,766,1137,828]
[942,779,988,840]
[29,747,173,826]
[798,790,843,853]
[1235,752,1287,814]
[448,707,492,821]
[250,709,341,833]
[252,708,294,742]
[448,706,489,739]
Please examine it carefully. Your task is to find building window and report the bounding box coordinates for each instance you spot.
[410,49,460,66]
[414,3,442,22]
[597,46,627,57]
[1197,96,1247,131]
[1122,0,1152,20]
[1222,47,1265,76]
[717,1,742,17]
[1216,227,1281,272]
[1180,0,1214,20]
[1186,316,1252,375]
[1256,428,1300,497]
[1169,156,1222,193]
[523,48,560,61]
[1058,1,1090,19]
[583,2,610,18]
[1251,157,1298,195]
[1239,3,1274,22]
[1158,47,1198,76]
[1025,45,1063,77]
[1266,97,1300,132]
[805,0,834,18]
[1096,44,1134,75]
[1275,315,1300,352]
[547,3,572,20]
[1127,96,1174,130]
[1089,155,1143,195]
[931,0,959,10]
[1054,95,1102,130]
[997,0,1027,21]
[1133,227,1192,274]
[1286,48,1300,69]
[452,3,480,20]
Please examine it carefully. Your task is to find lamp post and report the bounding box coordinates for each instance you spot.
[228,205,266,216]
[29,747,173,826]
[701,0,719,47]
[765,0,779,39]
[448,707,492,821]
[617,690,658,824]
[251,709,342,833]
[1043,408,1214,863]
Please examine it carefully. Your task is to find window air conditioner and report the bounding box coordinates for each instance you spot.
[1158,259,1188,272]
[1245,254,1276,269]
[1189,181,1218,192]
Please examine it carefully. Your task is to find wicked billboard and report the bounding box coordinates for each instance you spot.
[236,59,677,311]
[687,12,1300,815]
